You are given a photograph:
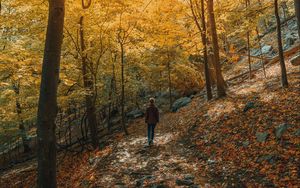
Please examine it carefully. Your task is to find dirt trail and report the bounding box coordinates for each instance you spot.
[91,113,206,188]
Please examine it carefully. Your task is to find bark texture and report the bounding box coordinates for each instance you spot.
[207,0,226,97]
[37,0,65,187]
[275,0,289,88]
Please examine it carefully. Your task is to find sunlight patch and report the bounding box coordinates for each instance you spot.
[207,101,236,121]
[155,133,174,145]
[233,81,265,95]
[260,92,276,102]
[116,149,131,163]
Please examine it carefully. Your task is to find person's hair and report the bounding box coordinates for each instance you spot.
[149,97,155,104]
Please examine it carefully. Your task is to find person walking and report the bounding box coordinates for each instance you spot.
[145,98,159,146]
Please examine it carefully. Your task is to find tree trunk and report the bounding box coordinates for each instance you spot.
[275,0,289,88]
[294,0,300,38]
[167,61,172,110]
[256,27,267,78]
[120,43,128,135]
[245,0,252,79]
[207,54,217,85]
[16,99,31,153]
[200,0,213,100]
[36,0,65,187]
[13,83,31,153]
[189,0,212,100]
[207,0,226,98]
[107,67,114,132]
[246,33,252,79]
[281,1,289,22]
[79,16,99,148]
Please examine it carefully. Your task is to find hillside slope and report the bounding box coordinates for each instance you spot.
[1,50,300,188]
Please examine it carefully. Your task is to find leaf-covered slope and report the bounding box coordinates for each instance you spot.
[1,50,299,187]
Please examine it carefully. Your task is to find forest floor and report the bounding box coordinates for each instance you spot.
[0,53,300,187]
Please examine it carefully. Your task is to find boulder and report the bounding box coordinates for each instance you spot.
[171,97,192,112]
[80,180,91,187]
[136,175,154,187]
[251,45,275,56]
[126,109,144,119]
[115,184,127,188]
[257,154,277,164]
[242,141,250,147]
[287,19,298,31]
[294,129,300,136]
[261,45,273,54]
[184,174,195,181]
[275,123,290,139]
[291,54,300,66]
[150,184,168,188]
[136,179,144,187]
[256,132,269,143]
[189,185,201,188]
[250,48,260,56]
[284,33,297,50]
[176,178,194,186]
[243,101,255,112]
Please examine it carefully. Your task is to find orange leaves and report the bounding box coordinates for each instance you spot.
[94,146,113,157]
[184,66,300,186]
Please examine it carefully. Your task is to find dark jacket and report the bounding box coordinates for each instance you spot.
[145,104,159,124]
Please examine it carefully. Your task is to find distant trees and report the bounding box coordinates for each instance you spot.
[36,0,65,187]
[274,0,288,88]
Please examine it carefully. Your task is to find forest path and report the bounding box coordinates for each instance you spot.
[1,46,299,188]
[92,112,207,187]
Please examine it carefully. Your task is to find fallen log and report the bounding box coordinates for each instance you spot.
[291,55,300,66]
[223,52,270,61]
[266,43,300,66]
[227,43,300,82]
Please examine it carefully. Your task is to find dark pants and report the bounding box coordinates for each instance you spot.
[147,123,156,143]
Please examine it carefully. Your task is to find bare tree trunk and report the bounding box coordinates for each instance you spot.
[120,43,128,135]
[200,0,213,100]
[256,27,267,78]
[245,0,252,79]
[167,61,172,109]
[246,33,252,78]
[207,54,217,85]
[275,0,289,88]
[79,16,99,148]
[257,0,268,33]
[16,99,30,153]
[37,0,65,187]
[281,1,289,21]
[294,0,300,38]
[14,84,31,153]
[207,0,226,98]
[159,71,163,92]
[107,64,115,132]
